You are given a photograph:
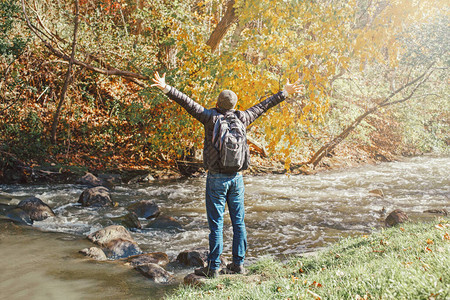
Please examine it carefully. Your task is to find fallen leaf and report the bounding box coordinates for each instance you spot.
[443,232,450,241]
[426,239,434,245]
[310,281,323,288]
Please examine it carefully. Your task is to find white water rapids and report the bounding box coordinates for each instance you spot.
[0,155,448,299]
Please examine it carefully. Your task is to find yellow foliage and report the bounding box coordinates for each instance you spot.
[154,0,446,164]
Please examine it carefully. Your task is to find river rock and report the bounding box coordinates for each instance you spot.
[79,247,107,261]
[111,212,142,229]
[88,225,134,245]
[87,225,142,259]
[176,248,209,267]
[369,189,384,197]
[77,172,97,185]
[77,172,106,187]
[135,263,173,284]
[126,252,170,267]
[145,215,182,230]
[127,200,160,219]
[385,209,409,227]
[17,197,55,221]
[5,207,33,225]
[424,209,448,216]
[184,273,207,287]
[127,173,155,184]
[102,238,142,259]
[78,186,112,207]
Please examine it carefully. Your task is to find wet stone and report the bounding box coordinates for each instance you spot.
[5,207,33,225]
[102,238,142,260]
[126,252,170,267]
[17,197,55,221]
[176,248,209,267]
[78,186,112,207]
[369,189,384,197]
[145,215,182,230]
[385,209,409,227]
[111,212,142,229]
[79,247,107,261]
[87,225,135,245]
[423,209,448,216]
[127,200,160,219]
[77,172,105,187]
[135,263,174,284]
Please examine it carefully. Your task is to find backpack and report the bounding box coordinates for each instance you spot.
[212,111,249,172]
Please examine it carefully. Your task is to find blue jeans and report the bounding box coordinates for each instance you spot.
[205,172,247,270]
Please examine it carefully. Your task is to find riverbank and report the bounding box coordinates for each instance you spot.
[166,218,450,300]
[0,136,422,184]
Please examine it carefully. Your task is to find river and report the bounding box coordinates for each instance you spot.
[0,155,448,299]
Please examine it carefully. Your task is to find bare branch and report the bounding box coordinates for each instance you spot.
[380,68,435,107]
[21,0,149,88]
[50,0,79,144]
[308,62,436,168]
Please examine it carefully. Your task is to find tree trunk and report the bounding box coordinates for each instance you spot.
[50,0,79,144]
[206,0,238,53]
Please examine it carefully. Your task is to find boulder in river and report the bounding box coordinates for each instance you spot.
[385,209,409,227]
[145,214,182,230]
[176,248,209,267]
[369,189,384,197]
[111,212,142,229]
[17,197,55,221]
[77,172,111,188]
[423,209,448,216]
[5,207,33,225]
[79,247,107,261]
[78,186,112,207]
[127,200,160,219]
[135,263,174,284]
[87,225,134,245]
[127,173,155,184]
[126,252,170,267]
[87,225,142,259]
[102,238,142,260]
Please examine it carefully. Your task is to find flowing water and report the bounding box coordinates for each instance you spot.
[0,155,449,299]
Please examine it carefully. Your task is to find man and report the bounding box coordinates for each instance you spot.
[152,72,303,277]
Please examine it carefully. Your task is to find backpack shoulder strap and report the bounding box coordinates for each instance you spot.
[212,114,227,150]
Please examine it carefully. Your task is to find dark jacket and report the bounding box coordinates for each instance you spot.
[165,86,288,173]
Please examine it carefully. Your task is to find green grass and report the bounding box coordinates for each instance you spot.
[166,218,450,299]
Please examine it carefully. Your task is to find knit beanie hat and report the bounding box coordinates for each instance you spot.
[217,90,238,110]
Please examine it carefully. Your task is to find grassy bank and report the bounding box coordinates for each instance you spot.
[166,219,449,300]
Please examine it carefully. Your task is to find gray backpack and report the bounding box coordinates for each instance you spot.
[212,112,249,172]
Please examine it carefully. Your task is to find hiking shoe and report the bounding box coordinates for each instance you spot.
[194,265,219,278]
[226,262,247,274]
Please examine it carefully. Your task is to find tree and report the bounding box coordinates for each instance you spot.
[3,0,448,169]
[308,0,449,167]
